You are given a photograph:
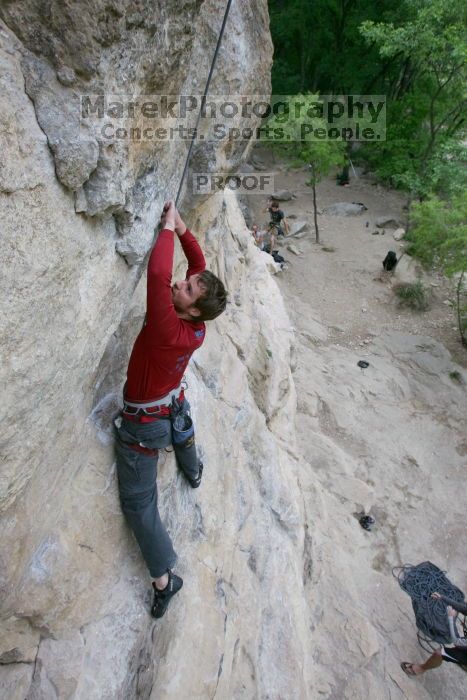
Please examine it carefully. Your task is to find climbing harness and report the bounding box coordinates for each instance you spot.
[394,561,467,652]
[123,380,187,415]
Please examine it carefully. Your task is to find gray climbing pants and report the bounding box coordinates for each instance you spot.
[114,399,198,578]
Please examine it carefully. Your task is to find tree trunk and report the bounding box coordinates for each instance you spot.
[311,163,319,243]
[456,270,466,347]
[405,190,414,234]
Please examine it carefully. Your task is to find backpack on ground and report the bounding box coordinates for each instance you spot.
[383,251,398,271]
[271,250,285,264]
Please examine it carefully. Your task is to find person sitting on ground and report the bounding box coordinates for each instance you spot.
[250,224,265,250]
[114,200,228,620]
[264,198,290,238]
[401,592,467,676]
[251,221,287,268]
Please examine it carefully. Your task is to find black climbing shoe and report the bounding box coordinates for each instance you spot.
[186,461,203,489]
[151,570,183,619]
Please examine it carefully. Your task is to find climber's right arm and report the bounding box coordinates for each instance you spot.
[439,595,467,616]
[145,202,180,337]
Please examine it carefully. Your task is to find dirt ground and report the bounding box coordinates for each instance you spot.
[246,148,465,366]
[244,148,467,699]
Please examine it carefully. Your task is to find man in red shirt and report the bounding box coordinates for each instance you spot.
[114,201,227,618]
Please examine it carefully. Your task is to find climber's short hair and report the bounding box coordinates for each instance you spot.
[192,270,228,321]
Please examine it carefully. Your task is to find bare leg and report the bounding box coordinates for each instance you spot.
[403,648,443,676]
[153,572,169,590]
[419,649,443,672]
[270,232,276,253]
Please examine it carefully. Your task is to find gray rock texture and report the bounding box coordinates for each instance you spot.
[289,219,309,236]
[0,0,272,260]
[0,3,287,697]
[393,227,406,240]
[271,188,295,201]
[376,215,402,228]
[2,3,466,699]
[323,201,366,216]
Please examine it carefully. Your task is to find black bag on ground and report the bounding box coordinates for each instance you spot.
[272,250,285,264]
[383,250,398,271]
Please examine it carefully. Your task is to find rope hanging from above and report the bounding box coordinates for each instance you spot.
[175,0,234,208]
[139,0,234,275]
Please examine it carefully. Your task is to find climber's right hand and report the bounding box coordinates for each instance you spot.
[160,200,176,230]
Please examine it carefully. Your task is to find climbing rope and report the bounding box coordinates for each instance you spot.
[140,0,233,276]
[175,0,234,207]
[393,561,466,652]
[149,7,233,639]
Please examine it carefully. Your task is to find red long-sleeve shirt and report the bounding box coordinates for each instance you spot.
[125,228,206,402]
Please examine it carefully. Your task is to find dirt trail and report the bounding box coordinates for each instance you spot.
[245,149,467,699]
[248,148,464,364]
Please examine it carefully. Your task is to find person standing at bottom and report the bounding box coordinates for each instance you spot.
[114,201,228,618]
[401,592,467,676]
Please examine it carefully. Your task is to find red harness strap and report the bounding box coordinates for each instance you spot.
[127,443,159,457]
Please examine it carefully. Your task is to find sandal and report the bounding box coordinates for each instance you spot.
[400,662,417,677]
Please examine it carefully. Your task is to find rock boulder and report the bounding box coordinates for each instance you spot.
[323,202,366,216]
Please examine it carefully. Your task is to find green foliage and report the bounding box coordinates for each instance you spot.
[360,0,466,70]
[269,0,406,94]
[406,191,467,276]
[405,191,467,344]
[359,0,467,197]
[265,94,345,182]
[428,142,467,199]
[358,138,467,198]
[265,94,345,242]
[394,280,430,311]
[269,0,466,200]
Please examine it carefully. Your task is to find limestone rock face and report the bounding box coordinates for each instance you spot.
[2,4,466,700]
[0,3,305,697]
[0,0,273,261]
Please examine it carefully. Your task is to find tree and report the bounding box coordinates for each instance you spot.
[406,191,467,345]
[304,140,345,243]
[360,0,466,199]
[269,0,406,95]
[269,0,466,202]
[265,94,345,243]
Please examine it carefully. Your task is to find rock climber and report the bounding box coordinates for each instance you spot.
[401,592,467,676]
[114,200,228,619]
